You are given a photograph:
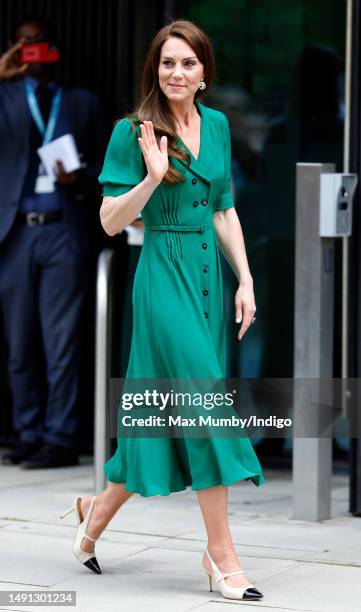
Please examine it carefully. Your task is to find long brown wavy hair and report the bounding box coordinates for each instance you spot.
[126,19,215,185]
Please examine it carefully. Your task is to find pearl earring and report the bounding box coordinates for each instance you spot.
[199,79,206,91]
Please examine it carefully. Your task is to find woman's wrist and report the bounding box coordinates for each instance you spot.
[238,273,253,287]
[143,173,162,189]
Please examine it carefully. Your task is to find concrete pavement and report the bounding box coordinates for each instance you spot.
[0,447,360,612]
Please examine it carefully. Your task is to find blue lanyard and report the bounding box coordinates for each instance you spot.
[25,80,62,145]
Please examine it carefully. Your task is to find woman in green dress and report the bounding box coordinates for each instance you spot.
[60,19,265,601]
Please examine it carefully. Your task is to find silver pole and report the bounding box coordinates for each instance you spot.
[94,249,114,493]
[342,0,353,386]
[293,163,335,521]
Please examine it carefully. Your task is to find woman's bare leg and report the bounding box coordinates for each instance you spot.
[197,484,251,588]
[79,482,133,553]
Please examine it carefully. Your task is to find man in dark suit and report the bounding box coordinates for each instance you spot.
[0,15,105,468]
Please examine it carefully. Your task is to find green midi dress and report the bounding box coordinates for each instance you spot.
[98,101,266,497]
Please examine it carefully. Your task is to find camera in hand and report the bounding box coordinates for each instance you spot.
[20,43,60,64]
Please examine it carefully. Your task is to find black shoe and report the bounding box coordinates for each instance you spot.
[2,441,41,465]
[20,443,79,469]
[243,586,264,600]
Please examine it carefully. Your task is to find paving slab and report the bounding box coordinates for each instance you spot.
[0,448,359,612]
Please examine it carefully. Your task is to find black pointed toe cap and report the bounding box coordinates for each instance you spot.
[243,587,263,599]
[84,557,102,574]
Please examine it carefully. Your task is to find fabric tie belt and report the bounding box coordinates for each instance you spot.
[144,223,211,233]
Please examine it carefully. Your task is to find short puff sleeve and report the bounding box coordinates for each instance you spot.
[98,118,146,197]
[215,114,235,212]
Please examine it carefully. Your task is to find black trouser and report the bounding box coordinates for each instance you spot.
[0,219,88,448]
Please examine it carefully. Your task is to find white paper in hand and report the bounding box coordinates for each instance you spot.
[37,134,81,179]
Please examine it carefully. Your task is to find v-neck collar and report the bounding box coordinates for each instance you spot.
[175,100,204,164]
[172,101,216,183]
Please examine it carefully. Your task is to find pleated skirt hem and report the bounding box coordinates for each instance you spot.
[104,466,266,498]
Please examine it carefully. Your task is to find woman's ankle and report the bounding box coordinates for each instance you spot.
[207,542,234,552]
[81,496,109,528]
[207,543,237,561]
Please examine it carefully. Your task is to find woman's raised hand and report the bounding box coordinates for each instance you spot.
[138,120,168,185]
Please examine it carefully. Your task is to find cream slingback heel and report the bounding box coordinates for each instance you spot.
[202,548,263,600]
[59,496,102,574]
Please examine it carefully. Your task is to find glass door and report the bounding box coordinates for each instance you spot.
[184,0,346,381]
